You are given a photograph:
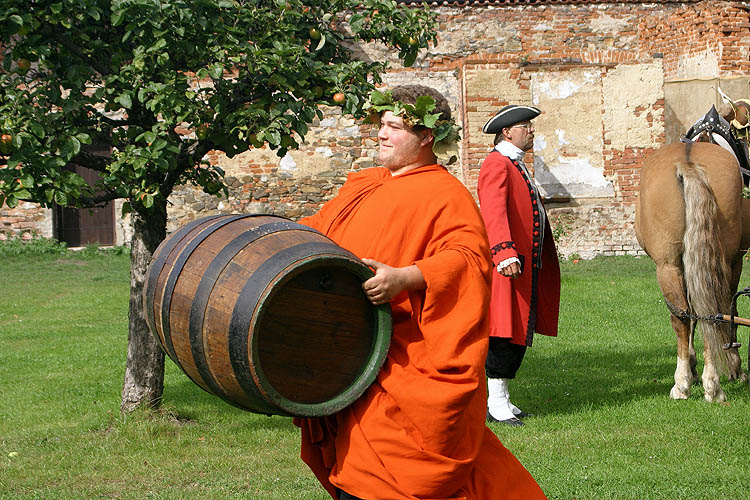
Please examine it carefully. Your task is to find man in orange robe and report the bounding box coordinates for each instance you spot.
[295,85,548,500]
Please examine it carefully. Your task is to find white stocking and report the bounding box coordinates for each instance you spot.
[487,378,516,421]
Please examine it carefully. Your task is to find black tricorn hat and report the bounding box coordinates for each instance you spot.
[482,105,541,134]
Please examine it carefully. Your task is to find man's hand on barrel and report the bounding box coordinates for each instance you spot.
[361,259,427,305]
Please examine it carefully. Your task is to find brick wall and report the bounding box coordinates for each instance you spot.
[3,0,749,257]
[0,202,51,240]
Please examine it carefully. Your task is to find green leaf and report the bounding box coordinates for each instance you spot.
[54,190,67,205]
[29,122,45,139]
[116,93,132,109]
[209,64,224,80]
[422,113,438,129]
[151,138,167,151]
[403,50,417,68]
[111,11,124,26]
[369,90,388,106]
[152,38,167,51]
[70,137,81,156]
[414,96,435,116]
[50,3,63,14]
[267,129,281,146]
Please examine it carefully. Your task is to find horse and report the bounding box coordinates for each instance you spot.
[635,140,750,402]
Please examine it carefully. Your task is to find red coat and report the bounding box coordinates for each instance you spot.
[477,150,560,346]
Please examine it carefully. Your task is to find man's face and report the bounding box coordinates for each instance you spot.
[377,111,427,173]
[504,121,535,152]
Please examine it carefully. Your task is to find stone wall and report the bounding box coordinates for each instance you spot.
[3,0,749,258]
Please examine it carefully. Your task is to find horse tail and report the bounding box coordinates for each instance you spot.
[676,144,731,374]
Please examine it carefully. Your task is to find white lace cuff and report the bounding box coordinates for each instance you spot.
[497,257,520,273]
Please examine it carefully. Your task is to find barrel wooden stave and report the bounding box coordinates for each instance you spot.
[156,216,271,399]
[195,226,328,411]
[144,214,391,417]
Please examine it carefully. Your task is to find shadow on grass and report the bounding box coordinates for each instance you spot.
[520,343,750,417]
[162,342,750,425]
[163,377,296,429]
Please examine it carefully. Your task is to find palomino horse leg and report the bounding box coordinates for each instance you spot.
[638,142,740,401]
[677,158,733,402]
[702,341,726,402]
[688,319,698,382]
[655,262,694,399]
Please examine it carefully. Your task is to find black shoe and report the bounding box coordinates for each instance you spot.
[486,409,524,426]
[513,410,533,419]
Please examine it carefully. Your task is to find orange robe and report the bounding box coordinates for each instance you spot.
[294,164,547,500]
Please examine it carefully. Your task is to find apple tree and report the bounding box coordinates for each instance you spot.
[0,0,436,412]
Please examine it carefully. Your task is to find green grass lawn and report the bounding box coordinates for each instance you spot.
[1,251,749,500]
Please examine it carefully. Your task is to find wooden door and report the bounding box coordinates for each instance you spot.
[55,147,115,247]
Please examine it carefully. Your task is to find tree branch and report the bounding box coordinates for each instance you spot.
[77,190,121,208]
[69,150,111,172]
[57,35,110,77]
[99,113,133,128]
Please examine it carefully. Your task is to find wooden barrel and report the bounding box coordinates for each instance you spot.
[143,214,391,417]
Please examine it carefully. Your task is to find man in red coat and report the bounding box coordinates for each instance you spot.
[477,105,561,426]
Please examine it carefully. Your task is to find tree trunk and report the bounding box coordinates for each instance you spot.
[121,205,168,413]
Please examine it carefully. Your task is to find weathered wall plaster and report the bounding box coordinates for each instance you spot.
[603,62,664,150]
[531,69,612,198]
[677,45,720,80]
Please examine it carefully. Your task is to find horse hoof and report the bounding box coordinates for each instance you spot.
[704,389,726,403]
[670,385,689,400]
[727,370,745,382]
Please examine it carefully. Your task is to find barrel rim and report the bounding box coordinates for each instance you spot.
[251,254,392,417]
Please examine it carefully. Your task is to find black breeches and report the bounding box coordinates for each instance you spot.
[485,337,527,379]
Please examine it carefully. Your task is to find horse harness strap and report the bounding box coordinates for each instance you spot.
[664,297,721,325]
[663,298,742,350]
[681,135,750,182]
[683,105,750,186]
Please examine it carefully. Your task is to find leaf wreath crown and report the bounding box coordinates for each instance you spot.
[365,89,461,165]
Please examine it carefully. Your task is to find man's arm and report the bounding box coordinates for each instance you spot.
[478,155,521,277]
[361,258,426,305]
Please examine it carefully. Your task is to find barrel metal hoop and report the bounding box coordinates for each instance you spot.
[144,215,225,353]
[228,241,352,415]
[160,214,252,363]
[189,221,321,406]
